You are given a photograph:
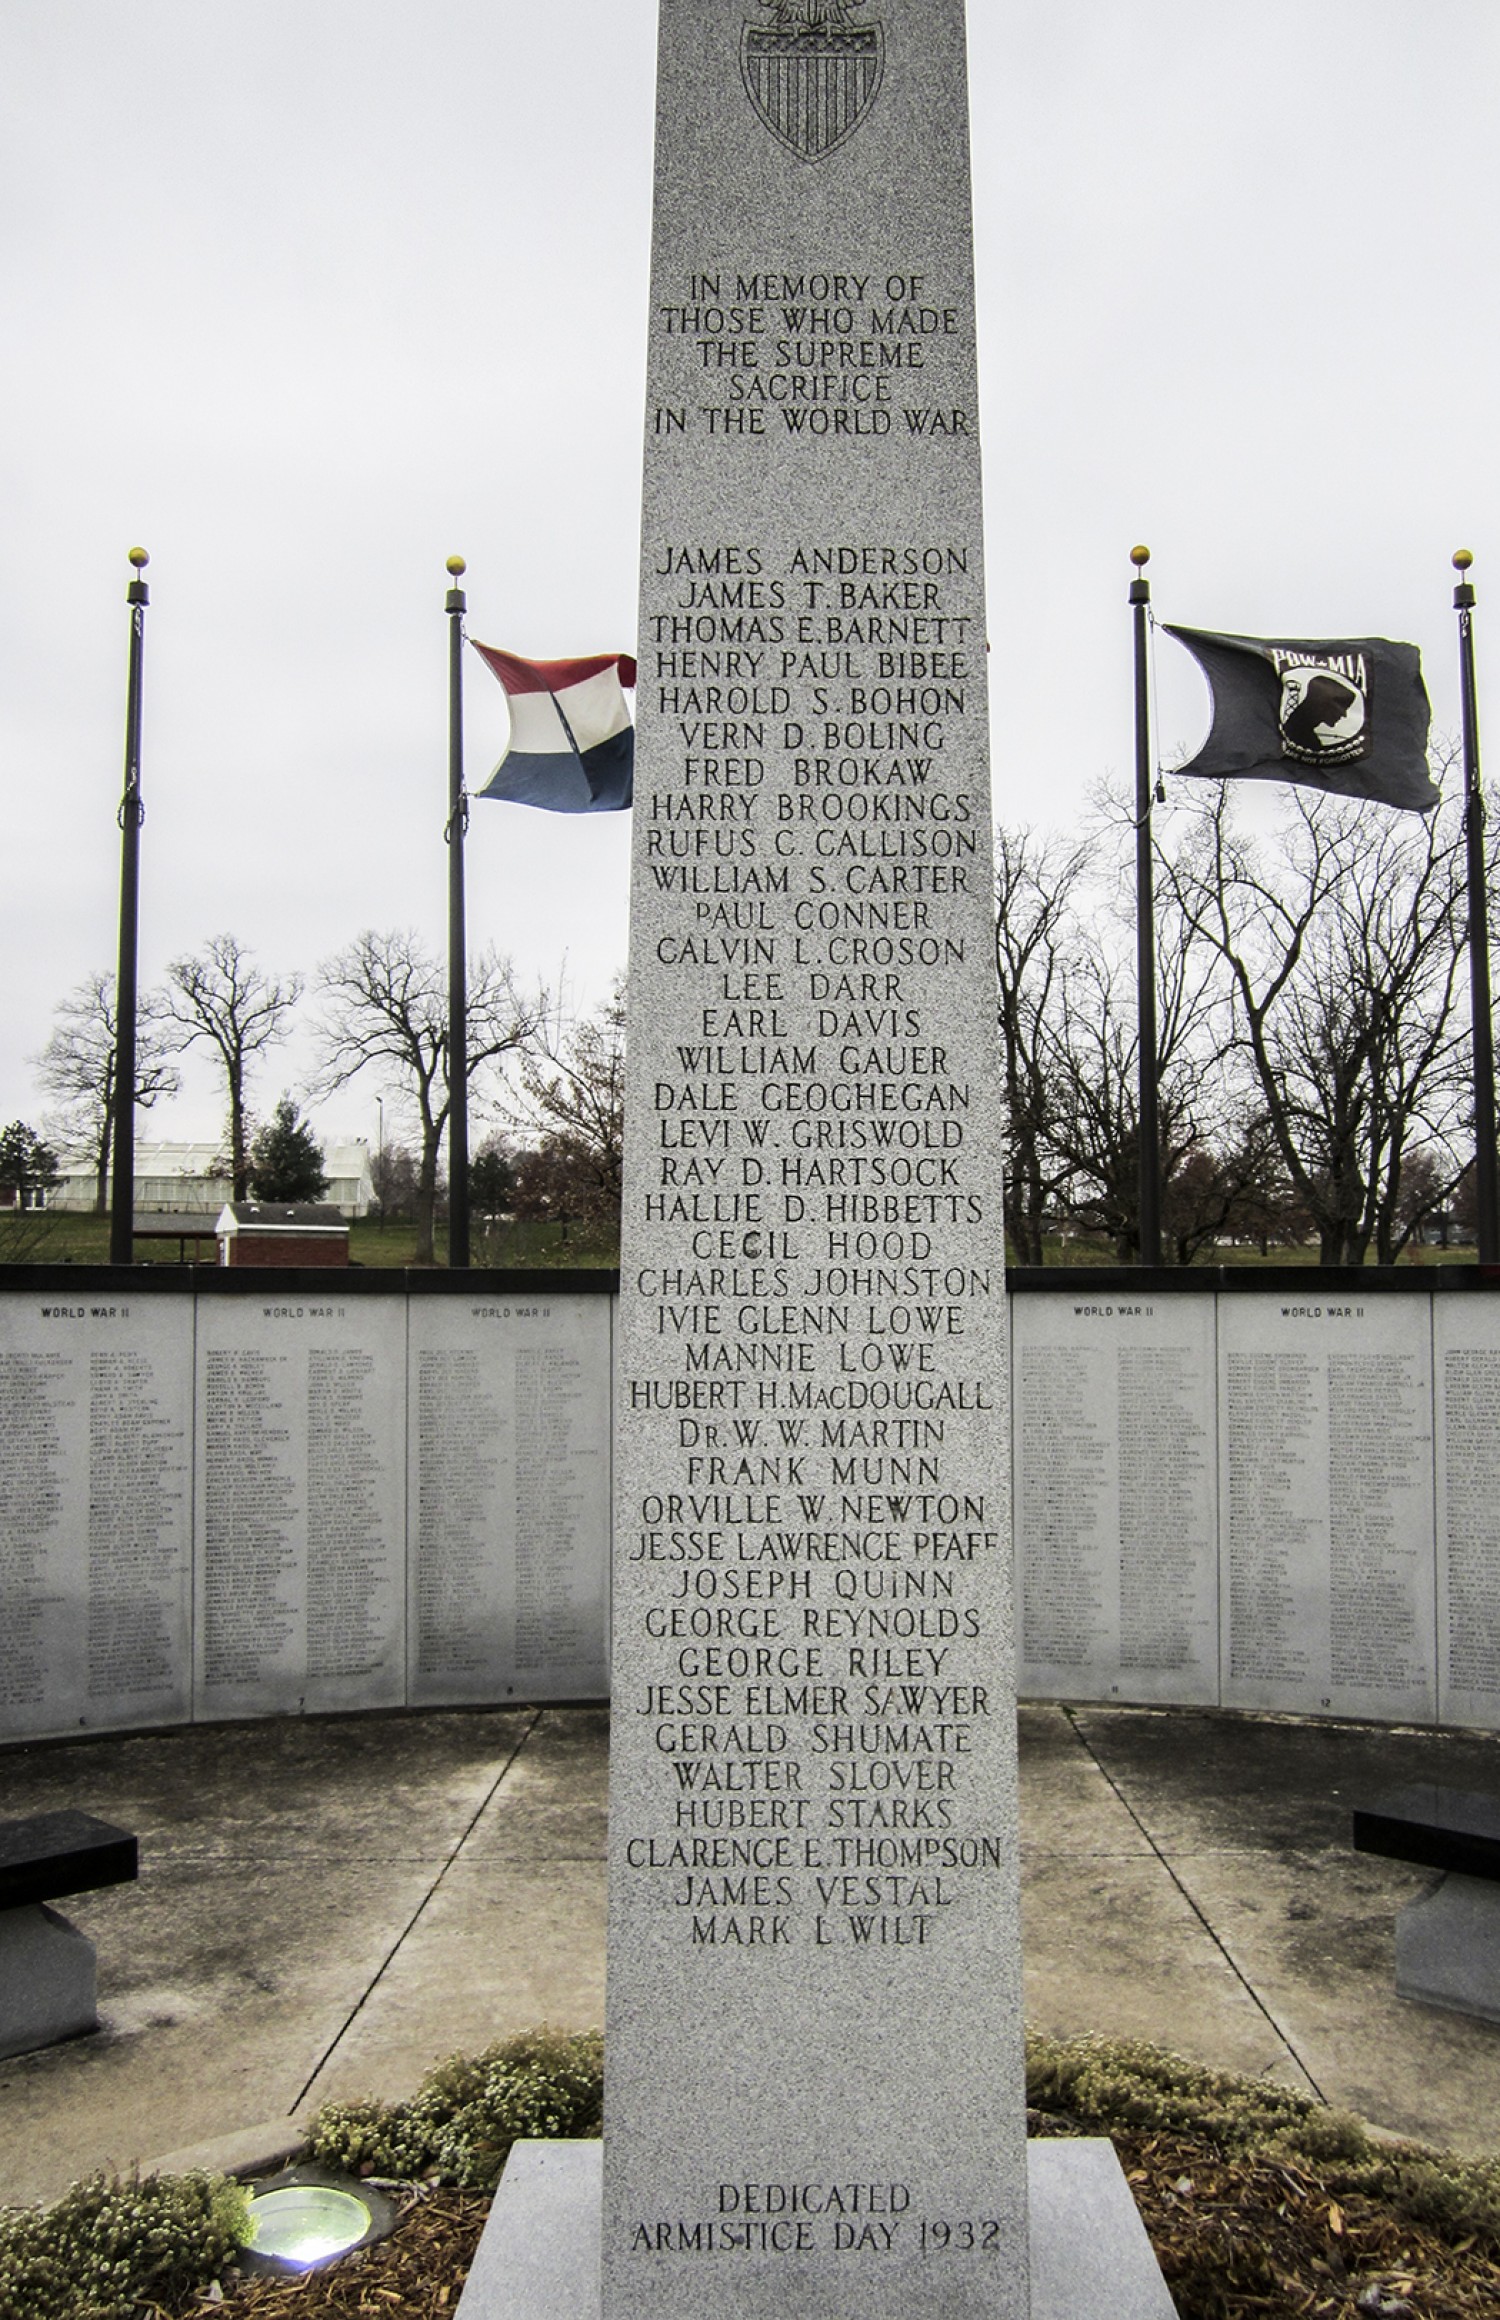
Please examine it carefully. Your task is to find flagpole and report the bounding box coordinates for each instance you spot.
[1453,550,1499,1265]
[1130,545,1162,1266]
[109,547,150,1268]
[445,555,471,1270]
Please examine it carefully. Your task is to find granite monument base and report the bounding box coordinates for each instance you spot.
[0,1903,98,2059]
[1395,1874,1500,2024]
[455,2139,1177,2320]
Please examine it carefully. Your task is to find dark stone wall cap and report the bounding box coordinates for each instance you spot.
[1352,1786,1500,1880]
[0,1809,138,1909]
[1008,1265,1495,1295]
[0,1264,621,1297]
[0,1262,1484,1299]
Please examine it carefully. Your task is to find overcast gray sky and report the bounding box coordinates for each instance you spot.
[5,0,1498,1153]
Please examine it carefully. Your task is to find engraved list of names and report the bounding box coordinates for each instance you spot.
[0,1296,192,1740]
[604,5,1027,2316]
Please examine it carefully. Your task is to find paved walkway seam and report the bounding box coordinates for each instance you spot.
[292,1710,544,2115]
[1060,1708,1325,2101]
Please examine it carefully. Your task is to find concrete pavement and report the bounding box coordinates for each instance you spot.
[0,1702,1496,2206]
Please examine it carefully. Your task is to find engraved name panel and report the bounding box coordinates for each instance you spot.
[193,1294,406,1718]
[406,1295,610,1706]
[0,1293,192,1739]
[1014,1290,1218,1707]
[1218,1295,1435,1722]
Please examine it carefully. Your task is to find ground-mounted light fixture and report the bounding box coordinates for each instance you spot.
[242,2164,397,2276]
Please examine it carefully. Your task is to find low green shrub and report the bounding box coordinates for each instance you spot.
[1026,2030,1500,2246]
[0,2169,248,2320]
[309,2025,604,2190]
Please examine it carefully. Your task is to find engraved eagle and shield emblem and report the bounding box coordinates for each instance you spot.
[741,0,885,162]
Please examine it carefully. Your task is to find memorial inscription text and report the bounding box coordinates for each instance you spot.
[625,355,1000,1957]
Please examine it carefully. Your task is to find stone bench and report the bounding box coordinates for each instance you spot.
[1352,1785,1500,2024]
[0,1810,138,2058]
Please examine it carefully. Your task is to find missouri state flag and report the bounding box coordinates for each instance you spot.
[471,644,636,812]
[1163,626,1438,813]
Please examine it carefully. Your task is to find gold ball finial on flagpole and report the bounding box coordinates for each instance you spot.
[446,556,467,578]
[128,547,149,570]
[1130,545,1150,569]
[1454,550,1474,572]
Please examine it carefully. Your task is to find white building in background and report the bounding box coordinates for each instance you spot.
[47,1138,375,1219]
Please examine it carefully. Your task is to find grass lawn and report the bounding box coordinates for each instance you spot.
[1034,1232,1479,1267]
[355,1217,619,1269]
[0,1211,619,1271]
[0,1209,1474,1273]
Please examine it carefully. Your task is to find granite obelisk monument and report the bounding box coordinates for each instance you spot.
[606,1,1028,2312]
[456,8,1175,2315]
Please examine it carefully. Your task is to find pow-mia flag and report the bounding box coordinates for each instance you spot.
[1163,625,1439,813]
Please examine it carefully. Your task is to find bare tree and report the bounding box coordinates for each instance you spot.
[1040,947,1239,1261]
[1041,944,1147,1257]
[1160,778,1472,1265]
[1448,1157,1483,1249]
[163,935,302,1199]
[315,930,534,1264]
[370,1140,421,1224]
[1006,797,1243,1261]
[508,1140,614,1238]
[993,829,1092,1265]
[994,797,1323,1263]
[994,759,1475,1267]
[32,972,181,1214]
[1392,1145,1453,1251]
[503,975,627,1240]
[1159,1109,1298,1265]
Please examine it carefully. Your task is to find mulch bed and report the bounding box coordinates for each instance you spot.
[167,2128,1500,2320]
[1029,2112,1500,2319]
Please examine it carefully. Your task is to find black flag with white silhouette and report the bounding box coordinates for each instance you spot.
[1163,625,1438,813]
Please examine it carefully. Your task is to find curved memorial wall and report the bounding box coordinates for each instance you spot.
[2,1264,1496,1743]
[0,1268,613,1742]
[1012,1267,1500,1734]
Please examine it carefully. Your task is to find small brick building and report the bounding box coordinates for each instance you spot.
[215,1203,350,1268]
